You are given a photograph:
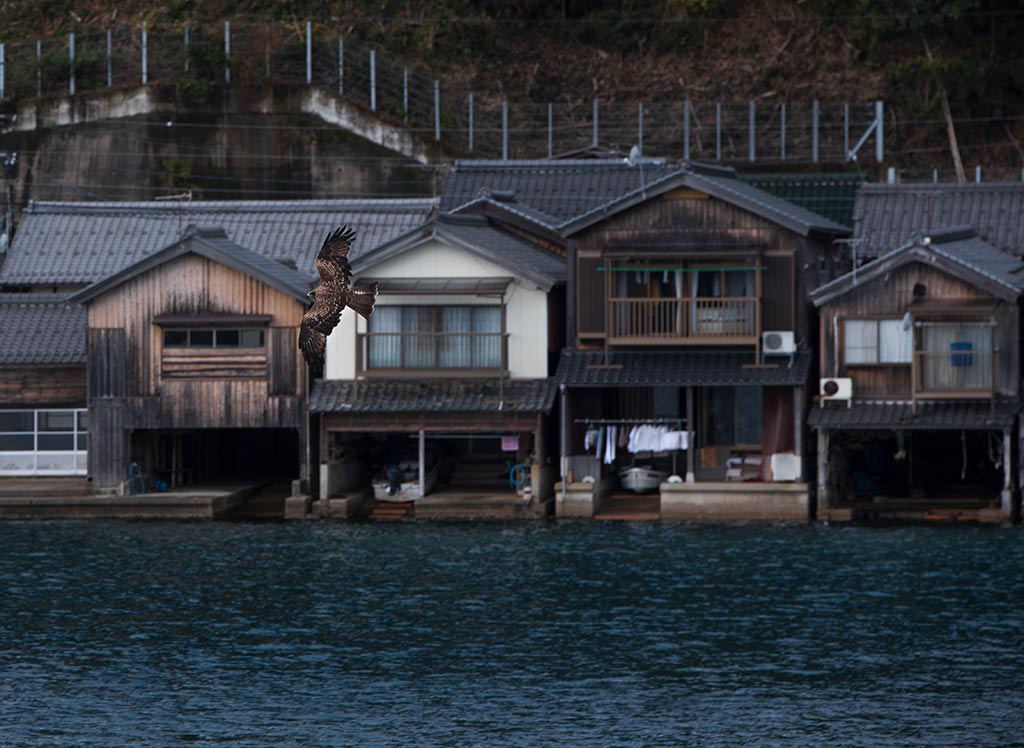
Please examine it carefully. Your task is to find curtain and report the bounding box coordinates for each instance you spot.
[923,324,957,389]
[844,319,878,364]
[440,307,472,367]
[368,306,401,367]
[878,319,912,363]
[403,307,435,368]
[472,307,502,368]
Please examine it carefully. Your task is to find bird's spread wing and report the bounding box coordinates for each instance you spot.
[317,225,355,287]
[298,322,327,371]
[302,288,347,335]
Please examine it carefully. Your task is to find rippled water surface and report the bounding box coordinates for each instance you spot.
[1,521,1022,747]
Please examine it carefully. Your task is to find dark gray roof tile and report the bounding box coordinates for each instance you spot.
[854,182,1024,259]
[556,349,810,387]
[0,295,86,365]
[310,378,557,414]
[1,199,437,286]
[808,400,1020,430]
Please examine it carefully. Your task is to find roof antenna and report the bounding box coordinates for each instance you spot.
[155,190,193,241]
[626,145,646,199]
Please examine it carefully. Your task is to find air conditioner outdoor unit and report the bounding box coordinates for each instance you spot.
[820,377,853,406]
[762,330,796,355]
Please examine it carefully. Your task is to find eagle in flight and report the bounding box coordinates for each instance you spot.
[299,225,378,372]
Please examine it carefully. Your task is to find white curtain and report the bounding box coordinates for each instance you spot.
[440,307,472,367]
[369,306,401,367]
[472,307,501,368]
[878,319,912,363]
[403,307,435,368]
[844,319,878,364]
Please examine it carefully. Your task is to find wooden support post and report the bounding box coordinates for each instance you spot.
[816,429,830,514]
[1002,428,1012,515]
[686,387,695,483]
[418,429,426,498]
[535,413,545,463]
[793,386,805,482]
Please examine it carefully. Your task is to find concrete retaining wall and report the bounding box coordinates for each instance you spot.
[660,481,810,522]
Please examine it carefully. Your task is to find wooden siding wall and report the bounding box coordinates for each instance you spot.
[819,262,1020,399]
[0,365,87,407]
[572,192,818,342]
[86,254,307,430]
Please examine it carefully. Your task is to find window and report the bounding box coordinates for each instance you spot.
[163,328,265,348]
[0,409,88,476]
[920,321,992,391]
[368,306,502,369]
[844,319,912,364]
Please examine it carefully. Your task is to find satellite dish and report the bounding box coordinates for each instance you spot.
[627,145,641,166]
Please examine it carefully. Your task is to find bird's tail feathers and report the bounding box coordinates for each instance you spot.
[347,283,379,320]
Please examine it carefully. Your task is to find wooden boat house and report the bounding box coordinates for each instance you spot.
[809,227,1024,521]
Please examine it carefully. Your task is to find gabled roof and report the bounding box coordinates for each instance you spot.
[69,226,313,304]
[351,213,566,291]
[0,198,437,286]
[556,349,811,387]
[853,182,1024,259]
[0,294,86,365]
[440,159,850,238]
[810,226,1024,307]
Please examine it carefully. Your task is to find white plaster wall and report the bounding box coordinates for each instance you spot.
[323,238,549,379]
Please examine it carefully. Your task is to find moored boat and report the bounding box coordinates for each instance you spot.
[618,465,669,494]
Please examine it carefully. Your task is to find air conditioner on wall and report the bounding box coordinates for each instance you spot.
[762,330,796,355]
[820,377,853,406]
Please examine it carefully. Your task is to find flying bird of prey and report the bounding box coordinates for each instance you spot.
[299,225,378,372]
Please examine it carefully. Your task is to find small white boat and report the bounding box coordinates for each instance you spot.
[373,451,440,502]
[619,466,669,493]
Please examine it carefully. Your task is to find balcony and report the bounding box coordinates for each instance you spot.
[608,297,759,345]
[914,349,995,398]
[358,332,508,375]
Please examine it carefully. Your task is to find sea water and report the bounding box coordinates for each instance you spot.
[1,521,1022,747]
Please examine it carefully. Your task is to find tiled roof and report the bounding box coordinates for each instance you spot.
[351,213,566,290]
[853,182,1024,259]
[309,378,557,414]
[0,199,437,285]
[440,159,849,237]
[811,227,1024,306]
[70,226,315,304]
[808,400,1021,430]
[0,294,86,365]
[740,172,866,227]
[556,349,811,387]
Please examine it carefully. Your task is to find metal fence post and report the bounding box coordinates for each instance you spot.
[875,100,884,163]
[812,99,819,162]
[548,103,553,159]
[434,79,440,141]
[468,92,474,151]
[338,38,344,96]
[305,22,312,85]
[502,99,509,160]
[69,33,75,96]
[370,49,376,111]
[748,100,755,162]
[716,102,721,161]
[780,102,786,160]
[683,99,691,162]
[592,99,598,147]
[184,27,189,73]
[843,102,850,160]
[225,21,231,84]
[141,22,147,85]
[637,101,644,155]
[975,165,982,183]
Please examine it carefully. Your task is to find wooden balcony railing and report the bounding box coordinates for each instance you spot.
[608,297,759,343]
[358,332,508,373]
[914,349,995,397]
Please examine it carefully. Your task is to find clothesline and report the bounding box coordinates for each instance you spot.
[573,418,687,425]
[582,421,691,465]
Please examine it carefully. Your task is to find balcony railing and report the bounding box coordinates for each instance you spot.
[608,297,759,343]
[358,332,508,373]
[914,349,995,397]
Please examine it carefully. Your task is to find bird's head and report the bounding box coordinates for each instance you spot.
[306,288,317,300]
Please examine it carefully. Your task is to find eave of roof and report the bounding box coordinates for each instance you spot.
[69,227,313,304]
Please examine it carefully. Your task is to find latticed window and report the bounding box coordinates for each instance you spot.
[368,306,502,369]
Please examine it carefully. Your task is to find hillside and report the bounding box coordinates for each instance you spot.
[2,1,1022,174]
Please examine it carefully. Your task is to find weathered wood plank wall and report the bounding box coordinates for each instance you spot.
[0,366,87,406]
